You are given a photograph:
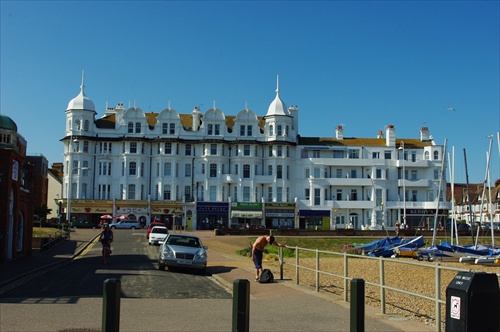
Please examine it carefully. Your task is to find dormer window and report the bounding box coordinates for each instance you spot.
[269,125,274,136]
[128,122,134,133]
[135,122,141,133]
[84,120,89,131]
[277,125,282,136]
[247,125,252,136]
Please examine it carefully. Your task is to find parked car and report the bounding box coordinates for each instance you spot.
[148,226,169,245]
[147,221,166,238]
[109,220,142,229]
[71,221,98,229]
[158,233,208,274]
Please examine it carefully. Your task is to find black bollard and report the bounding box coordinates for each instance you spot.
[350,278,365,332]
[232,279,250,332]
[102,278,121,332]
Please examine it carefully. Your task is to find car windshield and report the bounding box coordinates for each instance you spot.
[167,236,200,248]
[152,228,168,234]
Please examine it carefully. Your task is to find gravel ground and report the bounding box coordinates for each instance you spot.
[199,233,500,329]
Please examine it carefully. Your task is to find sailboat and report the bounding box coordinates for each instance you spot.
[421,136,500,264]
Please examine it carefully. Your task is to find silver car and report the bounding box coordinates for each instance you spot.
[158,234,208,274]
[109,220,142,229]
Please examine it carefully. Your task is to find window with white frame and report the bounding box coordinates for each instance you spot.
[210,163,217,177]
[135,122,141,133]
[164,185,171,200]
[164,162,172,176]
[98,184,111,199]
[243,164,250,178]
[185,164,191,177]
[130,142,137,153]
[169,123,175,134]
[277,187,283,202]
[314,188,321,205]
[349,149,359,159]
[243,145,250,156]
[277,165,283,179]
[210,144,217,155]
[243,186,250,202]
[185,144,192,156]
[128,184,136,199]
[165,143,172,154]
[209,186,217,201]
[129,162,137,175]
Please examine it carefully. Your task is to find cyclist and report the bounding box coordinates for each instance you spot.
[99,224,114,254]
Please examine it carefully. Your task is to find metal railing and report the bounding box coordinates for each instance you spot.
[277,246,481,332]
[40,229,68,253]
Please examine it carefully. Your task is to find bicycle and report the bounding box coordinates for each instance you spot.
[101,240,111,265]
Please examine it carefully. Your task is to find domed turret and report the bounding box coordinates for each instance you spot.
[0,114,18,132]
[265,75,289,117]
[66,74,95,112]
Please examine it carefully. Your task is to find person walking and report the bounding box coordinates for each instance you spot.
[251,235,284,282]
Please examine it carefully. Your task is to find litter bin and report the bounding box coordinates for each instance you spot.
[445,271,499,332]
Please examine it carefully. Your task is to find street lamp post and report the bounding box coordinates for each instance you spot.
[66,135,73,239]
[398,141,406,227]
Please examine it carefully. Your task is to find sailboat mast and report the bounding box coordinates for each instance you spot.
[431,139,447,247]
[463,149,475,246]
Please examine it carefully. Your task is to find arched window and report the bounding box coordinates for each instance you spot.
[269,124,274,136]
[75,119,81,131]
[424,151,430,160]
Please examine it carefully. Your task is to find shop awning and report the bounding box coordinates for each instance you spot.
[231,210,263,218]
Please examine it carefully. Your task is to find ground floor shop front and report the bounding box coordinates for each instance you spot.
[60,199,448,231]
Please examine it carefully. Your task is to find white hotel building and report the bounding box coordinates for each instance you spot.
[62,79,450,230]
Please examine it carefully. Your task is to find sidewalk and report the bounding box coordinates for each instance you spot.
[0,229,435,331]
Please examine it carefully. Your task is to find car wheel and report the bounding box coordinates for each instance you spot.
[110,226,116,229]
[158,262,166,271]
[131,226,136,229]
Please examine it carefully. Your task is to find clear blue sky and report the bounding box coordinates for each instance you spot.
[1,1,499,184]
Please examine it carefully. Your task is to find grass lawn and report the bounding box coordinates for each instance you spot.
[236,235,500,259]
[33,227,66,238]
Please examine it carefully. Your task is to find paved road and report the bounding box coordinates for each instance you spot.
[1,229,230,300]
[0,229,435,331]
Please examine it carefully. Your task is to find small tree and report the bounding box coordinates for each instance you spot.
[34,204,52,221]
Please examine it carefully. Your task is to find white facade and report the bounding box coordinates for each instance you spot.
[63,78,450,230]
